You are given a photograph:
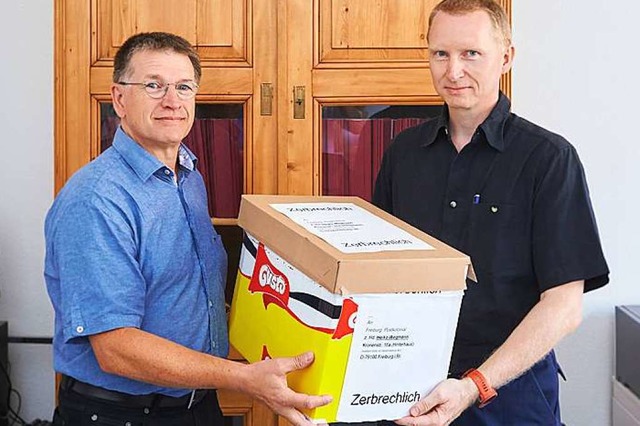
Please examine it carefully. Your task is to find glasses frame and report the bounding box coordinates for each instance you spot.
[117,81,199,100]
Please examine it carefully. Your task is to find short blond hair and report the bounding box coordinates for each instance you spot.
[427,0,512,48]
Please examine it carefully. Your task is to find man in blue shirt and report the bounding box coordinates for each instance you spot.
[45,32,331,426]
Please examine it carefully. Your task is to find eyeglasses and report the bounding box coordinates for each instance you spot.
[117,80,199,100]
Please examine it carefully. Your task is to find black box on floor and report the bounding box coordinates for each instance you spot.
[0,321,8,426]
[616,306,640,399]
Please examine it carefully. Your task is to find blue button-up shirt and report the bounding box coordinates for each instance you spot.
[44,127,229,397]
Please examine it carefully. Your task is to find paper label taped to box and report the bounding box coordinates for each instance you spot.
[336,292,461,421]
[270,202,433,253]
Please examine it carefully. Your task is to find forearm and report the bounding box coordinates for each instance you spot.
[477,280,584,389]
[89,327,251,393]
[89,326,332,426]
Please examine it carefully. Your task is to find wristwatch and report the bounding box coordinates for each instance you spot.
[462,368,497,408]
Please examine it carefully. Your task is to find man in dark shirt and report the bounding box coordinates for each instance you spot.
[372,1,609,425]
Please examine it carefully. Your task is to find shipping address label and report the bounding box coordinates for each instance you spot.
[270,203,433,253]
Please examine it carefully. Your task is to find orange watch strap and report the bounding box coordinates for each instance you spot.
[463,368,497,408]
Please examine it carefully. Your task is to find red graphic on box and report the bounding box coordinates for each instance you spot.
[248,243,357,339]
[249,244,291,311]
[261,345,272,360]
[332,298,358,339]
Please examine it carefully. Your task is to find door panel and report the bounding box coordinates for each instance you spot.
[93,0,250,66]
[94,0,197,63]
[196,0,251,64]
[318,0,439,66]
[313,68,437,97]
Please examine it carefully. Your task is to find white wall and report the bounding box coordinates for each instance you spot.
[513,1,640,425]
[0,0,55,422]
[0,1,639,424]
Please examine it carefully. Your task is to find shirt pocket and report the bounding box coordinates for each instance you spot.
[468,202,530,276]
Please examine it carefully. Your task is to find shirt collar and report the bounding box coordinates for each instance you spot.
[478,92,511,152]
[112,127,198,181]
[421,92,512,152]
[177,144,197,172]
[422,109,449,148]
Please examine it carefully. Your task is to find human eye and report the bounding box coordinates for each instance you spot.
[143,81,163,90]
[176,82,195,92]
[430,50,448,60]
[464,50,480,59]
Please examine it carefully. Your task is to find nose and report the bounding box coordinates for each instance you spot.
[446,58,465,81]
[160,85,182,108]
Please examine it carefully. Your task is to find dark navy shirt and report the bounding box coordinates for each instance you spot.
[44,127,228,396]
[373,94,609,375]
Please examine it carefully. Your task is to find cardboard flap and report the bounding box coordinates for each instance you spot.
[238,195,469,294]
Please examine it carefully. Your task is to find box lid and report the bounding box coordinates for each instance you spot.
[237,195,469,294]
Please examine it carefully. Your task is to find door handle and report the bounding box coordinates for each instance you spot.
[293,86,305,119]
[260,83,273,116]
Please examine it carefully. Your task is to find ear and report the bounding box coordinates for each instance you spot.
[111,83,126,118]
[501,45,515,74]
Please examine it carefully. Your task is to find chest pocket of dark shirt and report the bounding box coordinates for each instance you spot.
[468,202,530,277]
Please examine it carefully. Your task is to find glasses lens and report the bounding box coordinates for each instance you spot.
[176,82,197,99]
[143,82,166,99]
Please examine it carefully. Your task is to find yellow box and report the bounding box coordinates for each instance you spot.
[231,236,356,421]
[229,195,469,423]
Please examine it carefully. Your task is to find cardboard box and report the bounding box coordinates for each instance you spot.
[229,195,469,423]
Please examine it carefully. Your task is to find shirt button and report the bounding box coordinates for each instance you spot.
[144,408,150,415]
[209,300,213,308]
[491,206,499,213]
[449,201,457,208]
[90,414,98,421]
[164,169,171,175]
[76,326,84,334]
[125,422,132,426]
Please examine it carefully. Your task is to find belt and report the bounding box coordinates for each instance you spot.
[60,375,208,409]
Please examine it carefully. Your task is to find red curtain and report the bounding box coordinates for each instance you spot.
[184,119,243,218]
[322,118,427,201]
[101,117,120,153]
[100,118,243,218]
